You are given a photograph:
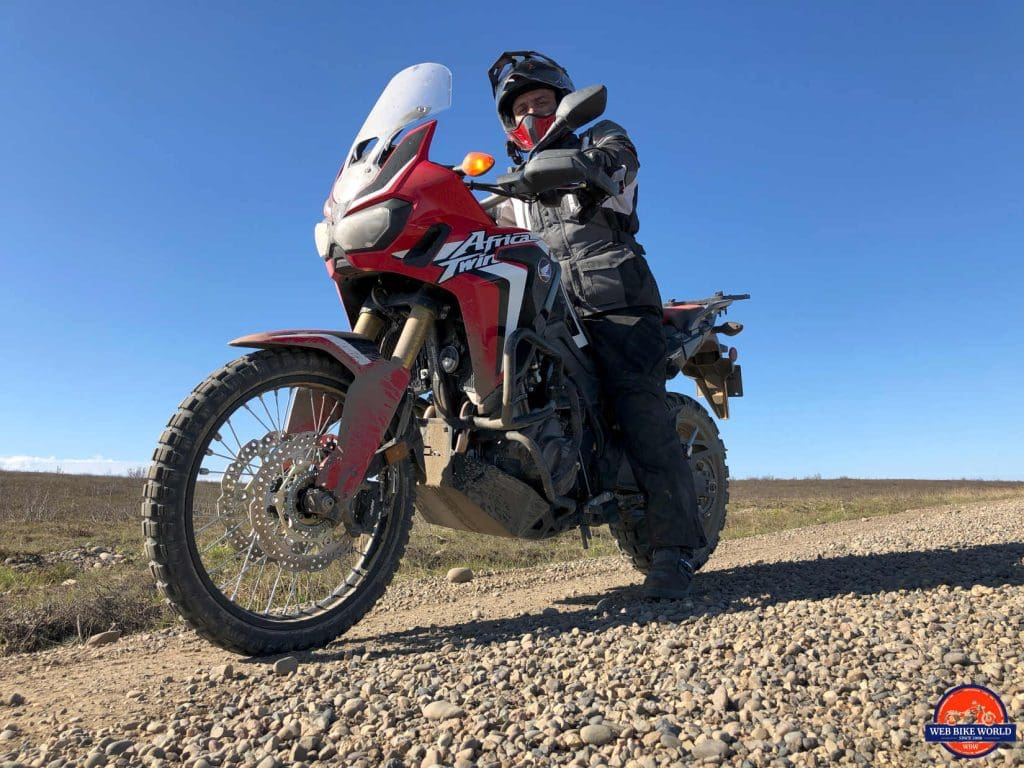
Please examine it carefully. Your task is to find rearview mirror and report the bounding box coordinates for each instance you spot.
[555,84,607,131]
[529,84,608,156]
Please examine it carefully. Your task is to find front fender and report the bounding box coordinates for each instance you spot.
[231,329,413,499]
[230,330,382,375]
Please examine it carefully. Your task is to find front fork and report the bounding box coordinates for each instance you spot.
[288,303,435,506]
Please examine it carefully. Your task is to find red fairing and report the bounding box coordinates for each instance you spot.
[333,121,533,402]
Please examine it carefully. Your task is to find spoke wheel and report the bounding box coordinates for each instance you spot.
[143,349,414,655]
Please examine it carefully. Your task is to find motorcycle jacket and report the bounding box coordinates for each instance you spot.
[495,120,662,317]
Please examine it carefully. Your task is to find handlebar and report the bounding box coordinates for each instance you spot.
[479,193,508,211]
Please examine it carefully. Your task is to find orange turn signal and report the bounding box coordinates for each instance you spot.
[461,152,495,177]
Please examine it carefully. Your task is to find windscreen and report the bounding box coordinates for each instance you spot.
[331,63,452,216]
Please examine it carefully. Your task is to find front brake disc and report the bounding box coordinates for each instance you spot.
[247,433,354,572]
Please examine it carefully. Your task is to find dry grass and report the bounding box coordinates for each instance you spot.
[725,478,1024,538]
[1,470,1021,654]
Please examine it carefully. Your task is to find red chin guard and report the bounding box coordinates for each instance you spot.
[508,113,557,150]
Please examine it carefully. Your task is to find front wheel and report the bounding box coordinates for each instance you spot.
[142,348,415,655]
[609,393,730,573]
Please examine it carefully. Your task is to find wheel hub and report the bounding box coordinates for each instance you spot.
[691,456,718,518]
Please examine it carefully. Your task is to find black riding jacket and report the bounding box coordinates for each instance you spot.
[495,120,662,317]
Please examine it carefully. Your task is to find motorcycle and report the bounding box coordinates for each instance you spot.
[142,63,748,655]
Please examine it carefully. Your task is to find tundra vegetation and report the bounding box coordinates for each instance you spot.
[0,469,1020,655]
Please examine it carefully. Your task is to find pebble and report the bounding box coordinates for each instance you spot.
[273,656,299,676]
[342,697,367,716]
[580,724,614,746]
[104,739,132,755]
[691,738,730,760]
[711,684,731,712]
[85,630,121,647]
[423,701,465,720]
[446,567,474,584]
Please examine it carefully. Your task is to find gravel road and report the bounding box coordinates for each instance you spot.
[0,496,1021,767]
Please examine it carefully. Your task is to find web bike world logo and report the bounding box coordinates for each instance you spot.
[924,684,1017,758]
[433,230,541,282]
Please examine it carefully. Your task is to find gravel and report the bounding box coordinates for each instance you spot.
[0,497,1021,766]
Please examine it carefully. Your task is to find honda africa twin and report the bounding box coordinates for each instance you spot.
[143,63,748,655]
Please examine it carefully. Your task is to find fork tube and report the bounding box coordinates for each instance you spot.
[353,309,386,343]
[391,304,436,370]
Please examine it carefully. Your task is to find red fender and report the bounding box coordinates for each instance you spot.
[230,330,411,500]
[231,329,383,374]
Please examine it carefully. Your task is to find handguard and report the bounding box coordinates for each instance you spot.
[496,149,619,199]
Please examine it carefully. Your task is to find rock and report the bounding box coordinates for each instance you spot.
[423,700,465,720]
[943,652,968,666]
[691,739,730,760]
[61,578,78,587]
[783,731,805,751]
[711,684,731,713]
[256,756,281,768]
[774,720,799,738]
[342,697,367,716]
[660,732,681,749]
[290,741,308,762]
[86,630,122,647]
[104,739,133,755]
[83,753,106,767]
[212,663,234,680]
[273,656,299,676]
[447,567,474,584]
[580,724,614,746]
[5,694,24,707]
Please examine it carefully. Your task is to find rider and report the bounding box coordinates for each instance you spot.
[488,51,707,599]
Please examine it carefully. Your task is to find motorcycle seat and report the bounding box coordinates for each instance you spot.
[662,303,704,332]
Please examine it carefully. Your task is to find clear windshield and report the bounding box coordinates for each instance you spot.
[331,63,452,215]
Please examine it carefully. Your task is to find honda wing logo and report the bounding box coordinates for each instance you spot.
[433,231,543,282]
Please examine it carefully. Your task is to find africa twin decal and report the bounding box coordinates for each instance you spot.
[391,230,545,372]
[432,230,542,283]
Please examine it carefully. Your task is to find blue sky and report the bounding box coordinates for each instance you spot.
[1,1,1021,479]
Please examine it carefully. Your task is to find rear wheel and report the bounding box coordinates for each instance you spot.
[610,393,729,573]
[142,348,414,655]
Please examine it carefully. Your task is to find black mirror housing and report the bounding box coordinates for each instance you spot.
[555,84,607,131]
[529,85,608,156]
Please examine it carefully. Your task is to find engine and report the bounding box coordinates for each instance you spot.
[481,411,580,497]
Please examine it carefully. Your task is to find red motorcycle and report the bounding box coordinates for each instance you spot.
[143,63,747,654]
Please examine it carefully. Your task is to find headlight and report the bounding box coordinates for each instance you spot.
[331,199,412,253]
[314,221,332,259]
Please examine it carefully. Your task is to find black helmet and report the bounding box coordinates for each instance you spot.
[488,51,575,149]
